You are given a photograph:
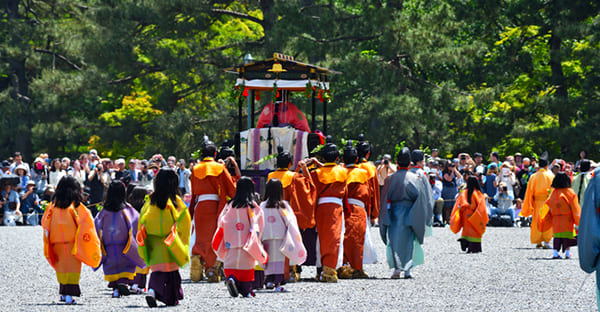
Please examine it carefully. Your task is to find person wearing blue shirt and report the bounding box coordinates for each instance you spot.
[490,182,515,223]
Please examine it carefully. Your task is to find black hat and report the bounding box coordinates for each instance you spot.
[276,146,292,168]
[322,142,340,162]
[474,152,483,158]
[411,149,424,164]
[1,160,9,168]
[581,159,591,172]
[356,134,370,158]
[343,140,358,164]
[397,147,411,167]
[539,151,549,167]
[201,135,215,149]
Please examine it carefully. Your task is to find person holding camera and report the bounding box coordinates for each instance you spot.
[138,160,154,189]
[87,163,110,216]
[20,180,42,225]
[490,182,516,224]
[377,154,396,193]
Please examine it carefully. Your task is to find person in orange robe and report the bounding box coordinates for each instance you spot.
[190,138,236,282]
[539,172,581,259]
[450,175,489,253]
[309,142,347,282]
[41,176,102,305]
[268,146,316,281]
[521,152,554,248]
[356,135,380,224]
[338,142,370,279]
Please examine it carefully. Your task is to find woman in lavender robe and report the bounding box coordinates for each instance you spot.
[95,181,145,297]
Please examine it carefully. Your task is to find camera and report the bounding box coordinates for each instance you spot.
[502,186,508,191]
[383,159,389,165]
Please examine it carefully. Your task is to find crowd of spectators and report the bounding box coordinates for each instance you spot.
[0,150,193,226]
[375,149,595,227]
[1,147,594,228]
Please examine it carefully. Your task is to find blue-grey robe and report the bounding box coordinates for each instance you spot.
[578,168,600,310]
[379,169,427,271]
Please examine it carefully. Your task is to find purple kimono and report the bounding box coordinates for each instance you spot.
[94,204,146,287]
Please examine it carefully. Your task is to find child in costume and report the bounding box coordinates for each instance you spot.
[41,176,101,305]
[450,175,489,253]
[128,186,151,293]
[213,177,267,298]
[260,179,307,291]
[137,169,191,307]
[540,172,581,259]
[267,146,315,282]
[95,181,145,297]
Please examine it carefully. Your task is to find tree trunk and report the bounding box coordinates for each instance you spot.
[7,0,34,162]
[549,32,568,156]
[260,0,275,53]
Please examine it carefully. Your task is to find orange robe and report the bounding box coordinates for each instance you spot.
[343,165,370,271]
[42,203,101,286]
[450,190,489,242]
[521,168,554,244]
[310,163,347,269]
[190,157,236,268]
[540,188,581,238]
[268,169,316,230]
[358,160,380,220]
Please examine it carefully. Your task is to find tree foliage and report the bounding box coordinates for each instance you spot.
[2,0,600,162]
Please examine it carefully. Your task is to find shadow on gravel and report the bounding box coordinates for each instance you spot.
[24,303,87,306]
[512,247,538,250]
[527,257,560,261]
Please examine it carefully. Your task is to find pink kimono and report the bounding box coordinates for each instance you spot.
[212,202,267,286]
[260,201,307,285]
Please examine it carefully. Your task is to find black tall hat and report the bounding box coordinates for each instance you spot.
[356,133,370,156]
[343,140,357,162]
[201,135,214,149]
[411,149,424,164]
[539,151,549,167]
[322,142,338,154]
[397,147,411,167]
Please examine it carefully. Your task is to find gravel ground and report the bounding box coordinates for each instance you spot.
[1,225,596,311]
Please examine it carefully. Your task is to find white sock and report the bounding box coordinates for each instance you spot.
[565,249,571,258]
[553,249,559,257]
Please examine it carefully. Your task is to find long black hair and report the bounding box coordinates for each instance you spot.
[150,168,180,209]
[466,175,482,204]
[128,186,150,212]
[231,176,255,208]
[264,179,284,209]
[103,181,127,212]
[551,172,572,189]
[52,175,83,209]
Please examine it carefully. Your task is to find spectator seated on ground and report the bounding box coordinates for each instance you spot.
[488,182,515,226]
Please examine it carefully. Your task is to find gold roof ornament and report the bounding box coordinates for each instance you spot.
[268,62,287,73]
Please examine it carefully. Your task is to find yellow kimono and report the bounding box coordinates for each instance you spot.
[137,196,191,272]
[521,168,554,244]
[42,203,101,285]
